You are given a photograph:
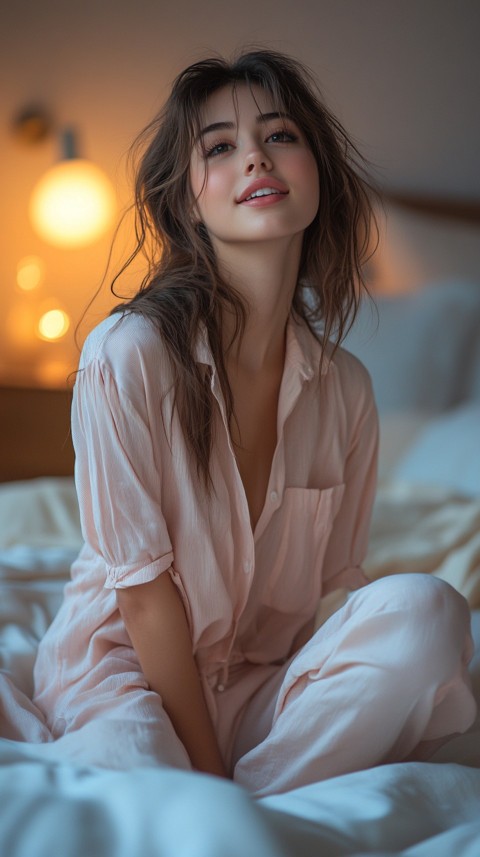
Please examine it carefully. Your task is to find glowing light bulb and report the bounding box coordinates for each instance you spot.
[16,255,45,291]
[29,159,116,247]
[37,308,70,341]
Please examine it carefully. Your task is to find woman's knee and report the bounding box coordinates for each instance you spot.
[366,575,472,676]
[361,573,469,626]
[345,574,471,670]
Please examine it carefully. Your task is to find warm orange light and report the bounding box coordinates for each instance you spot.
[29,159,116,247]
[16,255,45,291]
[37,308,70,341]
[35,359,71,387]
[6,304,37,346]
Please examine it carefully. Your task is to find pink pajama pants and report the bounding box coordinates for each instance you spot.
[4,574,475,796]
[224,574,476,796]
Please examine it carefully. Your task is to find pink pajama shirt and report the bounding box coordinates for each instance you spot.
[31,312,476,794]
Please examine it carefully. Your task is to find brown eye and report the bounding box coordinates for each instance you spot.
[205,141,233,158]
[267,129,298,143]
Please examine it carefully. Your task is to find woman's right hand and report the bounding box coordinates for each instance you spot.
[116,573,228,779]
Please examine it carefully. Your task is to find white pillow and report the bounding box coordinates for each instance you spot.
[392,402,480,497]
[377,412,433,481]
[343,280,480,413]
[0,477,81,549]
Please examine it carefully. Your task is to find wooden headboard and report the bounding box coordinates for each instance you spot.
[383,191,480,225]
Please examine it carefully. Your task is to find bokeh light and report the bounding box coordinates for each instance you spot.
[29,159,116,247]
[16,255,46,291]
[34,359,71,387]
[37,308,70,341]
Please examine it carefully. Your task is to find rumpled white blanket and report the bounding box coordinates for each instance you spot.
[1,741,480,856]
[1,478,480,856]
[367,482,480,607]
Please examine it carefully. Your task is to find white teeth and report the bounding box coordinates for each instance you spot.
[245,188,282,201]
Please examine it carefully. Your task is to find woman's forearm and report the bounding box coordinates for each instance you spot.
[117,573,228,778]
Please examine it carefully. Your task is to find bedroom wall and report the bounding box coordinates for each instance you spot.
[1,0,479,388]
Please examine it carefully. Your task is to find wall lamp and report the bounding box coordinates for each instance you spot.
[14,105,116,248]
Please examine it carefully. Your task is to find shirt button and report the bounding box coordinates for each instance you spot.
[270,490,278,503]
[216,683,225,692]
[243,559,252,574]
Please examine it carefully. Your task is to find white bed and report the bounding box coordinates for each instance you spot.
[1,203,480,856]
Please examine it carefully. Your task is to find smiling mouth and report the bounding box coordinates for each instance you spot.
[242,188,288,202]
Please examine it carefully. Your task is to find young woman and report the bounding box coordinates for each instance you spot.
[31,49,475,795]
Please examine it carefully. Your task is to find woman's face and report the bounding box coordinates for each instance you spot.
[189,84,319,253]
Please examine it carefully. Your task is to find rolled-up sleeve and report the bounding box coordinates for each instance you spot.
[321,362,379,596]
[72,358,174,589]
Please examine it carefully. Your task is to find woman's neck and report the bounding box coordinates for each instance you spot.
[216,234,303,374]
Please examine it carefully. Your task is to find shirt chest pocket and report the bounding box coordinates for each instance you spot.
[260,484,345,616]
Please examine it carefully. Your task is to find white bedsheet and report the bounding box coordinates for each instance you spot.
[1,744,480,857]
[1,479,480,856]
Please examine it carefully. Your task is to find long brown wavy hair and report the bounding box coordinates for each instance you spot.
[110,48,377,488]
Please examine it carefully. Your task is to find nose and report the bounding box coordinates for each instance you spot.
[244,146,273,175]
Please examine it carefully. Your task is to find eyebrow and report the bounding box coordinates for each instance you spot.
[198,112,295,140]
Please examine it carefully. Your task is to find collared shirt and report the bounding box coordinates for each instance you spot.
[35,310,378,702]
